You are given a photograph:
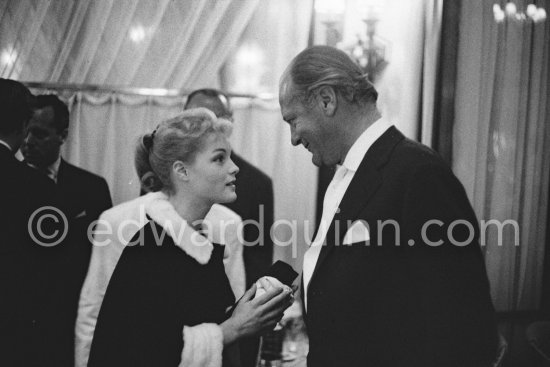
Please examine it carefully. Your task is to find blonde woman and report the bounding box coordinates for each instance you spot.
[88,109,291,367]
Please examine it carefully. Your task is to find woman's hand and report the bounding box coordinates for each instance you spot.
[220,284,293,345]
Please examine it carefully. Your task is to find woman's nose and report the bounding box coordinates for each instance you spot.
[229,158,239,175]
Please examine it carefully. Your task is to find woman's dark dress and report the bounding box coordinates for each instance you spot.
[88,219,235,367]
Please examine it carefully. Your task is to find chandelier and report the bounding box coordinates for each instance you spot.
[493,2,547,23]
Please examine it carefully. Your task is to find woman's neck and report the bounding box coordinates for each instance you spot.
[167,191,211,230]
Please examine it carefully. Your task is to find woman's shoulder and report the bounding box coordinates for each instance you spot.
[123,218,219,267]
[122,219,173,252]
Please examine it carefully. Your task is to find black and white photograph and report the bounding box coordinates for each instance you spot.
[0,0,549,366]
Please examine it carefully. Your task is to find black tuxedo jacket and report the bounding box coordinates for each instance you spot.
[304,127,497,367]
[54,159,112,363]
[0,145,71,366]
[57,159,112,222]
[56,158,112,268]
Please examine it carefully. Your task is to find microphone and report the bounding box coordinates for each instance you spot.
[262,260,298,287]
[226,261,298,316]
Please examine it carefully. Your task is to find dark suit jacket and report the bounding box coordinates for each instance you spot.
[304,127,498,367]
[56,158,112,274]
[224,153,274,367]
[54,159,112,363]
[225,153,274,286]
[0,145,70,366]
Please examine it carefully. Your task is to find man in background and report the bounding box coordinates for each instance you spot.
[0,79,68,366]
[185,89,275,367]
[21,94,112,363]
[184,89,275,284]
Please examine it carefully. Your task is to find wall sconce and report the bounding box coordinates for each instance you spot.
[493,3,547,23]
[315,0,346,46]
[346,5,388,82]
[314,0,389,81]
[232,43,265,93]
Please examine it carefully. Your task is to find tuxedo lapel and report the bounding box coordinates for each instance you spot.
[308,127,405,288]
[0,145,14,163]
[55,159,80,217]
[56,159,68,186]
[299,274,306,316]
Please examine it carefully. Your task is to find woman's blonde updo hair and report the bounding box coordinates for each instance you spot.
[135,107,232,193]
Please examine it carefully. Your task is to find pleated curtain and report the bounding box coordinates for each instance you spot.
[454,0,550,311]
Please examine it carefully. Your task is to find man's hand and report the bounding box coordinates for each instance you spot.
[220,284,293,345]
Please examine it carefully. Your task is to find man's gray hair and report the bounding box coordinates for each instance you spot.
[282,45,378,107]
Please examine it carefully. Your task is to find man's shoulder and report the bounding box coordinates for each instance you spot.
[1,154,57,210]
[375,136,461,196]
[10,156,56,189]
[390,136,450,174]
[100,194,151,223]
[61,160,109,186]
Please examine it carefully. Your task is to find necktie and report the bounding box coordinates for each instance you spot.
[38,166,55,182]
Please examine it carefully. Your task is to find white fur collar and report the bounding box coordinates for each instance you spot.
[144,191,213,264]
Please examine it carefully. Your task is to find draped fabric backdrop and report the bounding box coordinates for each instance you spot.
[222,0,315,270]
[1,0,260,89]
[454,0,550,311]
[1,0,316,271]
[369,0,442,144]
[4,0,547,308]
[57,94,317,273]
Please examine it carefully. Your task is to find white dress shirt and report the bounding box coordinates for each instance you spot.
[302,117,392,310]
[27,156,61,183]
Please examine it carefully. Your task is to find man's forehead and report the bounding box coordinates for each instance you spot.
[279,79,297,105]
[30,106,55,126]
[186,94,227,117]
[280,82,305,117]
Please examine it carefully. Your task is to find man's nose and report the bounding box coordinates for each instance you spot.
[23,133,34,146]
[290,128,300,146]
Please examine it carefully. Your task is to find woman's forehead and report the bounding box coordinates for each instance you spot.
[200,132,231,151]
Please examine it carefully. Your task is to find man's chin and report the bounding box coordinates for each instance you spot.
[312,155,322,167]
[23,156,46,167]
[23,156,38,165]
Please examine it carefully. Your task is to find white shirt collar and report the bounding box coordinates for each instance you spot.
[341,117,392,172]
[48,156,62,181]
[28,155,61,183]
[0,139,12,152]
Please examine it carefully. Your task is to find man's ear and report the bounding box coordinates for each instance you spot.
[316,86,337,116]
[173,160,190,182]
